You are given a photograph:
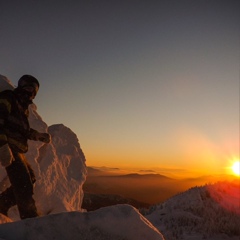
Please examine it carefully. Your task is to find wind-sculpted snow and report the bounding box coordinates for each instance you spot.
[30,123,87,216]
[0,205,165,240]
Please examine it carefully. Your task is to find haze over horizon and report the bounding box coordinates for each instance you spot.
[1,1,239,178]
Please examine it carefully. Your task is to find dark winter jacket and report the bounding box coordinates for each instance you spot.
[0,89,39,153]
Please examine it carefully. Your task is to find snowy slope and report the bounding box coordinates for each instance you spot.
[146,180,240,240]
[0,204,165,240]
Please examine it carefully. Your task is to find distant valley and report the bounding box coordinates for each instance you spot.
[82,166,237,211]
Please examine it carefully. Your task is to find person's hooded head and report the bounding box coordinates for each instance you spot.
[15,75,40,105]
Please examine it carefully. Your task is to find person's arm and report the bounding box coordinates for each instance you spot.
[0,93,13,167]
[28,128,51,143]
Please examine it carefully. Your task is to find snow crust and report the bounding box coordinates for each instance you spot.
[0,204,164,240]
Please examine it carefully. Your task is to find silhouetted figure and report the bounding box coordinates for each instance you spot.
[0,75,50,219]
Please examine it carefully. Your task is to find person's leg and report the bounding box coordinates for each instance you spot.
[0,186,16,216]
[6,152,38,219]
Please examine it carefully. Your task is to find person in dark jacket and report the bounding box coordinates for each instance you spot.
[0,75,50,219]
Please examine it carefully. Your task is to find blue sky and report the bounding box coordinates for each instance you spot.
[1,1,239,176]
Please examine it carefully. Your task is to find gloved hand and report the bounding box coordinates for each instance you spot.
[35,132,51,143]
[0,144,13,167]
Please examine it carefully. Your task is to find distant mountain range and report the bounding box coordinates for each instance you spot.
[83,166,239,211]
[106,173,173,179]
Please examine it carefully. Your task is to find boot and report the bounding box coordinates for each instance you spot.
[17,197,39,219]
[0,187,16,216]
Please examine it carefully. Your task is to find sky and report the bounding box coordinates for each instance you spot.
[0,0,239,177]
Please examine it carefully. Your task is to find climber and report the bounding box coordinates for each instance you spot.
[0,75,51,219]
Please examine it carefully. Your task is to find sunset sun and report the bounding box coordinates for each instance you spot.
[231,160,240,176]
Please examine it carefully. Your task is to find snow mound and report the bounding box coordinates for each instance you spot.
[31,123,87,216]
[0,204,165,240]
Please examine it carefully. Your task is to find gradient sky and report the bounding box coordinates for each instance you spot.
[1,1,239,177]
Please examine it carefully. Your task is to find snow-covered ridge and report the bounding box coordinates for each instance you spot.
[146,180,240,240]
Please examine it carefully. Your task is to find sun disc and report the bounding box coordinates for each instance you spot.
[232,161,240,176]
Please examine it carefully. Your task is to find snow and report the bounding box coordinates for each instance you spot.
[0,205,164,240]
[145,181,240,240]
[0,75,165,240]
[207,180,240,215]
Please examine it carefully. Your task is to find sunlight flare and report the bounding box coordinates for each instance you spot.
[231,160,240,176]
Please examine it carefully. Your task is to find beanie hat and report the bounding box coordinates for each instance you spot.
[18,75,40,92]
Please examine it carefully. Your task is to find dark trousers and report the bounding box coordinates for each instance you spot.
[0,151,38,219]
